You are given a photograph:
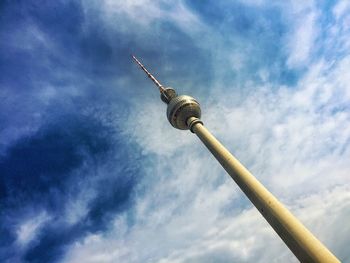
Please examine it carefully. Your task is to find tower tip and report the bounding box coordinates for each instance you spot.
[131,55,165,93]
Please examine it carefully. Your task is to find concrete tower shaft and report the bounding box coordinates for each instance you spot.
[132,55,341,263]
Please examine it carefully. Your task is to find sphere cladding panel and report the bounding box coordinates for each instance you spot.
[167,95,201,130]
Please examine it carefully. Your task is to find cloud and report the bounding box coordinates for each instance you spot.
[332,1,350,20]
[0,113,140,262]
[286,9,318,68]
[63,181,350,262]
[1,0,350,262]
[16,212,51,246]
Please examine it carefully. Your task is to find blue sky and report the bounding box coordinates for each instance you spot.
[1,0,350,262]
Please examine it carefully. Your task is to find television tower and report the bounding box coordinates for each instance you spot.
[132,55,340,263]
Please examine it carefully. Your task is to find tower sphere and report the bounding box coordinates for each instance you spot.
[166,95,201,130]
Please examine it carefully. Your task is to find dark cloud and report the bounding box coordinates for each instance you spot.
[0,113,140,262]
[0,0,131,155]
[0,115,108,203]
[0,1,82,88]
[21,171,136,263]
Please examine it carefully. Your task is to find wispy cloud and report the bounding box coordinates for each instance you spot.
[285,7,319,68]
[16,212,51,246]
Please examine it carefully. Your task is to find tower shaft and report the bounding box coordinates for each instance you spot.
[187,117,340,263]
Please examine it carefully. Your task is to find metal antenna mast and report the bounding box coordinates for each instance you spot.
[132,55,340,263]
[132,55,165,92]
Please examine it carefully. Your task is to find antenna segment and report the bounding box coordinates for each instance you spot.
[132,55,178,104]
[132,55,165,92]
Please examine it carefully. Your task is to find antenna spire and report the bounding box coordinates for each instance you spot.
[132,55,165,93]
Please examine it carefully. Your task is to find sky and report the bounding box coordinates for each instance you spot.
[0,0,350,262]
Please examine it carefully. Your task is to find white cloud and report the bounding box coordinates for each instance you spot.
[64,188,97,225]
[64,184,350,262]
[285,1,319,68]
[329,0,350,60]
[16,211,50,246]
[333,0,350,20]
[83,0,205,45]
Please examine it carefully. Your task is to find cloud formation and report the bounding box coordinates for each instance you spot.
[1,0,349,262]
